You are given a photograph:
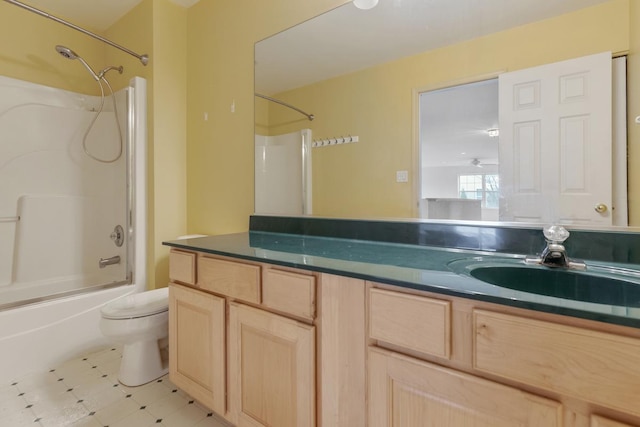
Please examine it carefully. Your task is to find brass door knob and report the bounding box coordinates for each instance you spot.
[595,203,608,213]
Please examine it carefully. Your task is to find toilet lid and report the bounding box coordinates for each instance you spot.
[101,287,169,319]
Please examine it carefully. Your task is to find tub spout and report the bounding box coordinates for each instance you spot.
[99,255,121,268]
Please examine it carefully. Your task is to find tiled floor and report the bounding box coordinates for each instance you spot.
[0,346,231,427]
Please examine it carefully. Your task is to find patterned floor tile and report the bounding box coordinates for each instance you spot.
[1,346,234,427]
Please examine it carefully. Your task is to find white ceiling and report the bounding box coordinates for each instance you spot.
[420,79,499,168]
[255,0,609,95]
[11,0,201,31]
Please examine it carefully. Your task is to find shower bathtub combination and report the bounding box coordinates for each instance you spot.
[0,74,147,383]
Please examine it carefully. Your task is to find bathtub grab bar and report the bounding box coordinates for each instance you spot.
[0,216,19,223]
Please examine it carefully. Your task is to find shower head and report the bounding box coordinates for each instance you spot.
[55,45,99,81]
[55,45,78,60]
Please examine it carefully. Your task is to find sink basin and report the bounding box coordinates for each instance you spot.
[448,258,640,307]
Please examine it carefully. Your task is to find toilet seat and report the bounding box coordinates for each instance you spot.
[101,287,169,320]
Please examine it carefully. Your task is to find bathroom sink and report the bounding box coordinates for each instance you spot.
[448,258,640,307]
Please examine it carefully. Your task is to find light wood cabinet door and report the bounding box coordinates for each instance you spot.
[169,284,225,415]
[368,347,563,427]
[229,302,315,427]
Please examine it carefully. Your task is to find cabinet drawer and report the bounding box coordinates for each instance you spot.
[369,288,451,359]
[169,249,196,285]
[263,269,315,320]
[474,310,640,417]
[199,257,261,304]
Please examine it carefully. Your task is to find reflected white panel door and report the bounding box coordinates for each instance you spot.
[499,51,612,225]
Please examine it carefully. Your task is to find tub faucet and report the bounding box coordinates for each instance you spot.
[524,225,586,270]
[99,255,121,268]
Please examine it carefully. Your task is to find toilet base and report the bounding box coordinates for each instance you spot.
[119,338,169,386]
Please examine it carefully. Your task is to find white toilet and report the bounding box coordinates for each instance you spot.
[100,287,169,386]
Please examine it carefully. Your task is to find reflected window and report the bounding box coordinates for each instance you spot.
[459,174,499,209]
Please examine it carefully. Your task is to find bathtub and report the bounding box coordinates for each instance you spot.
[0,285,136,383]
[0,76,147,383]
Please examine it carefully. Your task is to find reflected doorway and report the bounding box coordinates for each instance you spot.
[417,54,627,226]
[418,78,500,221]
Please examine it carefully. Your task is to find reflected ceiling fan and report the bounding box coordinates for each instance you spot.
[470,158,498,168]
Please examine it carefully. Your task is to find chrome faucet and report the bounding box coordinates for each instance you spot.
[99,255,121,268]
[525,225,586,270]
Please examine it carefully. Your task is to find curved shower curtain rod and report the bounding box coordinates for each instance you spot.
[3,0,149,66]
[255,93,314,121]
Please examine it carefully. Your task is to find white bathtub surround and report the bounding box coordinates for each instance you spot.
[0,75,147,383]
[0,76,127,294]
[254,129,312,215]
[1,346,230,427]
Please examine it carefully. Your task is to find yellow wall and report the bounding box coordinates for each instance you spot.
[150,1,188,289]
[104,1,153,90]
[0,1,106,94]
[185,0,350,235]
[263,0,631,219]
[106,0,188,289]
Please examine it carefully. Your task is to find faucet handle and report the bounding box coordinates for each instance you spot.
[543,225,569,243]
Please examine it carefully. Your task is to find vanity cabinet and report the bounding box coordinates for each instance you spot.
[168,249,365,427]
[169,245,640,427]
[168,249,316,426]
[367,283,640,427]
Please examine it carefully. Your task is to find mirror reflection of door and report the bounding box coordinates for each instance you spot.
[419,79,500,222]
[419,52,627,226]
[499,51,616,226]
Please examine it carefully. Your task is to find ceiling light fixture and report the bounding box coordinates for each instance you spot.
[353,0,379,10]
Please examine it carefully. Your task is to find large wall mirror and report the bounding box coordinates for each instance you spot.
[254,0,638,230]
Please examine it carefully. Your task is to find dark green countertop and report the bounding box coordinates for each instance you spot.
[163,231,640,328]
